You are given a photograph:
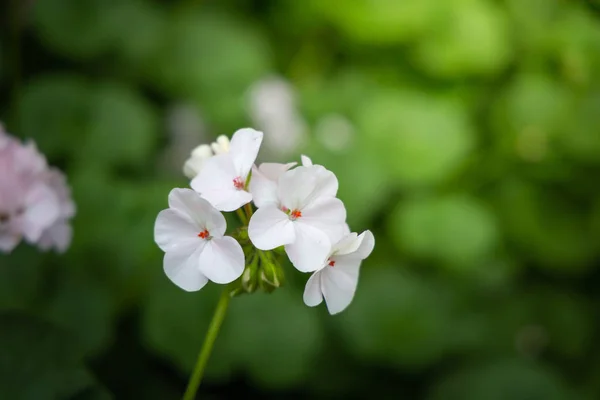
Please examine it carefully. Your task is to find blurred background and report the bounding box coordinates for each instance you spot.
[1,0,600,398]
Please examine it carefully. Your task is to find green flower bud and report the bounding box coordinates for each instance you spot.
[257,250,285,293]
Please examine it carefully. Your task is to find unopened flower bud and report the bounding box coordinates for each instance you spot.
[258,251,284,293]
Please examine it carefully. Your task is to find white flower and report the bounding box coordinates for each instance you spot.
[183,135,232,179]
[303,230,375,315]
[210,135,230,155]
[249,161,297,208]
[183,144,212,179]
[154,188,244,291]
[191,128,263,212]
[248,165,347,272]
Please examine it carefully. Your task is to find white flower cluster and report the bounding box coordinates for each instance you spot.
[154,128,374,314]
[0,125,75,253]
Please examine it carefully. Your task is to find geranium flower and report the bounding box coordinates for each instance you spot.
[154,188,244,291]
[248,165,347,272]
[37,168,76,253]
[0,132,60,252]
[183,135,231,179]
[191,128,263,212]
[303,230,375,314]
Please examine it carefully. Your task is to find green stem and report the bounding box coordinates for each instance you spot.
[235,208,248,225]
[182,289,231,400]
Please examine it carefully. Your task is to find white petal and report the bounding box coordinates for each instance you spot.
[321,258,361,315]
[167,188,226,237]
[228,128,263,177]
[154,209,203,253]
[21,183,60,242]
[211,135,230,154]
[197,236,244,284]
[249,165,279,209]
[306,164,338,202]
[191,155,252,212]
[277,166,319,210]
[164,248,209,292]
[301,197,347,242]
[285,221,331,272]
[303,270,324,307]
[355,230,375,259]
[248,206,295,250]
[333,232,361,256]
[258,162,297,181]
[301,155,313,167]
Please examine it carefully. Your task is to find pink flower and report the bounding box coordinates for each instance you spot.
[0,127,74,253]
[37,169,76,253]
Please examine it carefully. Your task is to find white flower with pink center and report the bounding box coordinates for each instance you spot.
[303,230,375,314]
[248,165,347,272]
[154,188,245,291]
[191,128,263,212]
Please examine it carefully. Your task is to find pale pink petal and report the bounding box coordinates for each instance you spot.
[197,236,244,284]
[167,188,226,236]
[301,197,347,242]
[164,248,209,292]
[248,206,295,250]
[191,155,252,212]
[303,270,324,307]
[21,183,60,242]
[154,209,203,253]
[321,258,361,315]
[37,220,72,253]
[285,221,331,272]
[0,232,20,253]
[228,128,263,177]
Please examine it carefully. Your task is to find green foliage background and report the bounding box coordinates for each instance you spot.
[1,0,600,398]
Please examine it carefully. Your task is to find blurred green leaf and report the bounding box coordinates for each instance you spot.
[391,194,499,268]
[0,312,104,399]
[82,83,158,168]
[358,90,475,186]
[17,74,89,158]
[310,0,439,44]
[33,0,124,58]
[427,359,573,400]
[338,268,453,368]
[413,0,512,78]
[151,11,271,99]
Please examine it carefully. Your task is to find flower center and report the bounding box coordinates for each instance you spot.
[233,176,244,190]
[198,229,210,239]
[328,259,336,267]
[281,206,302,221]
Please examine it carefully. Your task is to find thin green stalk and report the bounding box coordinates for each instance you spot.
[182,289,231,400]
[235,208,248,225]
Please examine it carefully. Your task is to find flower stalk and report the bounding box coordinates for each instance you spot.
[182,288,231,400]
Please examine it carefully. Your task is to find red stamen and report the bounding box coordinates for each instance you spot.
[291,210,302,219]
[198,229,209,239]
[233,177,244,190]
[328,260,336,267]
